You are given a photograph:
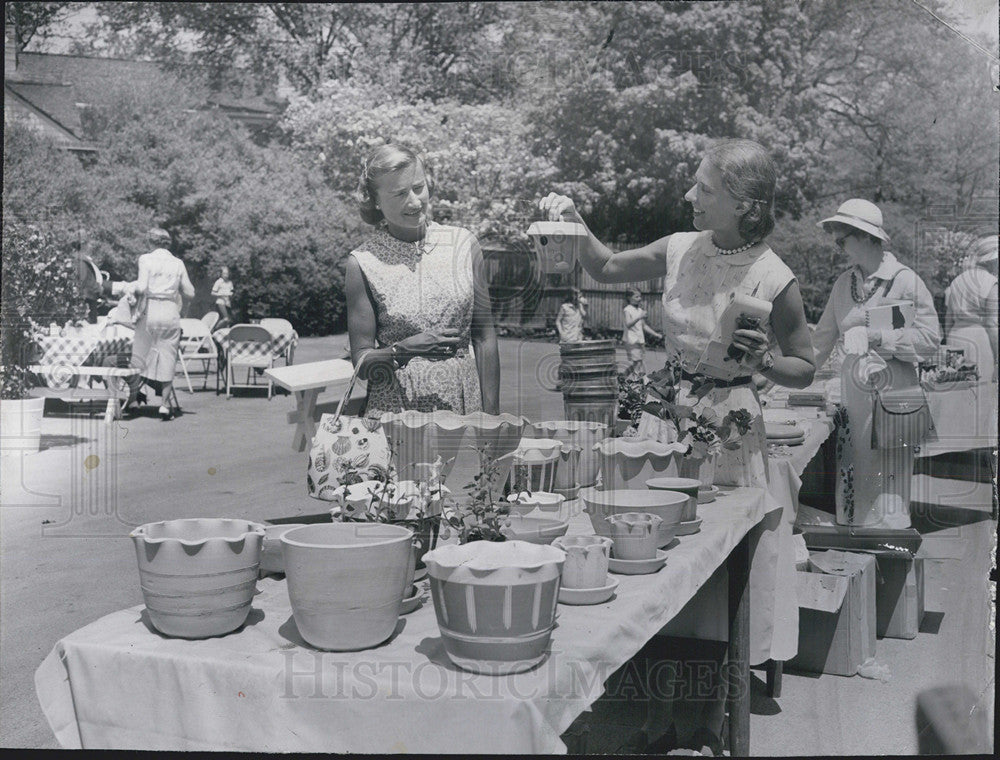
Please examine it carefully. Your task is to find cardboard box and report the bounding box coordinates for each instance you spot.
[788,550,877,676]
[866,552,925,639]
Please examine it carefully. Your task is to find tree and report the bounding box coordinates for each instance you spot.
[4,1,75,50]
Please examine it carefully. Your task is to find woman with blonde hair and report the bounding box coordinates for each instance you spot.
[344,143,499,417]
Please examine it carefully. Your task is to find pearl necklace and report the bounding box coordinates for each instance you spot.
[712,236,756,256]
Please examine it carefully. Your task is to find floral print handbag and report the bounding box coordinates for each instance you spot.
[306,353,391,501]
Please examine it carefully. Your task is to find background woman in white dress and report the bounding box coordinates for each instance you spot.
[945,235,998,383]
[130,228,195,420]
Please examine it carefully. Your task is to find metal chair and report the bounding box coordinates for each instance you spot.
[177,318,219,392]
[259,318,296,365]
[224,324,274,399]
[201,311,220,331]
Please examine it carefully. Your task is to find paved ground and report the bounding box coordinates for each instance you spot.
[1,335,994,752]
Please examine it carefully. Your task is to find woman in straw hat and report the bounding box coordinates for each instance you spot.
[945,235,998,382]
[129,227,195,420]
[813,199,940,529]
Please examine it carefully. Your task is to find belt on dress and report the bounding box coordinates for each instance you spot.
[680,369,752,388]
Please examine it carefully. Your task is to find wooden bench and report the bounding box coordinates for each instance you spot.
[28,365,140,424]
[264,359,361,451]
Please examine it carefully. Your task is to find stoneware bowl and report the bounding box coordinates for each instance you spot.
[645,476,702,522]
[130,518,266,639]
[552,535,614,589]
[504,491,565,516]
[580,487,686,548]
[281,522,413,651]
[606,512,663,560]
[501,514,570,545]
[423,540,565,674]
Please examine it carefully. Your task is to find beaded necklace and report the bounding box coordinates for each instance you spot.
[849,266,880,303]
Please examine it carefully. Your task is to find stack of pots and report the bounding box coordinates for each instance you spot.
[559,340,619,429]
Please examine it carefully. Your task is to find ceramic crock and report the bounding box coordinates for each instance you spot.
[281,522,413,651]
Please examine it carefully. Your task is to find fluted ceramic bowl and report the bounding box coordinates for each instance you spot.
[130,518,266,639]
[579,487,686,548]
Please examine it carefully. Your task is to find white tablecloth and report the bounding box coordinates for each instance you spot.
[919,381,997,456]
[35,491,769,753]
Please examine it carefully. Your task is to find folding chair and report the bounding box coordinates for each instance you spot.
[201,311,220,331]
[259,318,296,366]
[224,324,274,399]
[177,318,219,393]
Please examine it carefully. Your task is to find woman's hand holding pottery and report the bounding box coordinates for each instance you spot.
[730,327,770,369]
[538,193,585,225]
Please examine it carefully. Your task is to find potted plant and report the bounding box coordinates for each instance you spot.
[440,443,512,544]
[1,219,87,453]
[640,361,755,486]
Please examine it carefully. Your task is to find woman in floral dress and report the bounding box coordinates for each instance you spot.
[345,144,499,418]
[540,139,815,754]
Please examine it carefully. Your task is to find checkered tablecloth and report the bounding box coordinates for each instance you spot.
[213,327,297,363]
[33,329,134,388]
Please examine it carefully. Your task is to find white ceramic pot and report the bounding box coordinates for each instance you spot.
[645,476,701,522]
[552,535,613,589]
[594,438,687,491]
[501,513,570,544]
[260,523,306,574]
[504,491,565,516]
[130,518,266,639]
[678,453,719,489]
[580,487,686,548]
[281,522,413,651]
[0,396,46,455]
[508,438,562,493]
[529,420,609,488]
[423,540,565,674]
[606,512,662,560]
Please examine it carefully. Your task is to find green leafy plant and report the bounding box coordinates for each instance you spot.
[641,359,755,458]
[1,219,88,400]
[440,443,512,544]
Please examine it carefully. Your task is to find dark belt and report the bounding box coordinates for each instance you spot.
[680,369,753,388]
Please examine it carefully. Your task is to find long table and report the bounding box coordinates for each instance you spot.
[35,490,774,754]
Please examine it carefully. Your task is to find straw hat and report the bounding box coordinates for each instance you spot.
[971,235,998,264]
[817,199,890,242]
[147,227,172,246]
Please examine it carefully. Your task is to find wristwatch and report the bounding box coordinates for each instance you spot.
[758,349,775,373]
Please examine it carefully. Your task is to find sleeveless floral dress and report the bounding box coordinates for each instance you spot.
[349,222,482,419]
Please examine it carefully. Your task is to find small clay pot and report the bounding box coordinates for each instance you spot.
[606,512,662,560]
[553,535,614,589]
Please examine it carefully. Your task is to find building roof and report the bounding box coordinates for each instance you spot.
[6,51,285,136]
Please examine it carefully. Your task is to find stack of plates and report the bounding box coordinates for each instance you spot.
[765,422,805,446]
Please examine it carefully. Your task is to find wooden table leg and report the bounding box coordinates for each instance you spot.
[765,659,782,698]
[727,534,751,757]
[288,388,321,452]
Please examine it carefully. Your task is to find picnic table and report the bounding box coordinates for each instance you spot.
[264,359,358,451]
[213,325,298,365]
[35,489,775,754]
[33,326,134,388]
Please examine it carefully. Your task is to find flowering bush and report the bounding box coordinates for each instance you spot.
[640,361,755,458]
[1,219,87,400]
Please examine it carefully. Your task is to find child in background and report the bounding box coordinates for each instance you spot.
[556,287,588,343]
[622,287,661,378]
[211,266,234,327]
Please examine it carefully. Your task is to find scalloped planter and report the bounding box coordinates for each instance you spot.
[380,411,527,492]
[424,540,565,674]
[281,522,413,651]
[130,518,266,639]
[508,438,563,493]
[594,438,687,491]
[529,419,610,489]
[606,512,663,560]
[553,535,613,589]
